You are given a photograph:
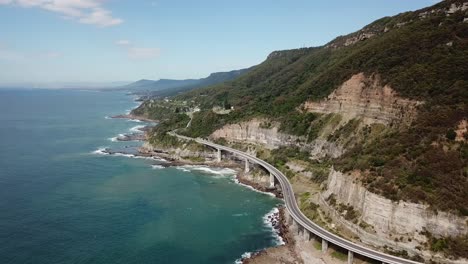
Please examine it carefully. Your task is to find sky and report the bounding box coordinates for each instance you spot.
[0,0,439,86]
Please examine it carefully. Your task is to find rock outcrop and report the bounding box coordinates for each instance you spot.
[210,119,301,149]
[302,73,421,126]
[320,169,468,262]
[323,169,468,237]
[139,142,215,162]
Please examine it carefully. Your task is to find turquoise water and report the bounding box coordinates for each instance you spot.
[0,89,281,264]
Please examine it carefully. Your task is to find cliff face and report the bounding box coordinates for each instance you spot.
[210,118,347,159]
[139,142,215,162]
[323,169,468,237]
[302,73,421,126]
[205,71,466,261]
[210,119,301,149]
[321,169,468,263]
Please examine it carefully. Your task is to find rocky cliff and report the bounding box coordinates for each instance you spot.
[139,142,216,162]
[205,70,467,262]
[302,73,421,126]
[210,118,345,159]
[210,119,301,149]
[321,169,468,263]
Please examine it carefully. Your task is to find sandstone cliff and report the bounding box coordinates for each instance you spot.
[210,119,301,149]
[302,73,421,126]
[139,142,215,162]
[321,169,468,259]
[205,72,466,262]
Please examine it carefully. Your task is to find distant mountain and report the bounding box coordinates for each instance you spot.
[118,67,252,98]
[120,78,199,93]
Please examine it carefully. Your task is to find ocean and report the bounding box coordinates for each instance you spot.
[0,89,281,264]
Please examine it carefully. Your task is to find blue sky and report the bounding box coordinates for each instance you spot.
[0,0,438,86]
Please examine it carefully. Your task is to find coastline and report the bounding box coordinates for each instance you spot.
[111,114,158,123]
[106,113,292,263]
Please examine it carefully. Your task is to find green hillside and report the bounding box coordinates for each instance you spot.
[134,0,468,215]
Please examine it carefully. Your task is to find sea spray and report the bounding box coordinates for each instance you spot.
[175,165,237,176]
[234,251,252,264]
[263,207,285,246]
[92,147,110,155]
[108,134,125,142]
[129,125,145,132]
[91,148,167,162]
[233,178,276,197]
[234,207,285,264]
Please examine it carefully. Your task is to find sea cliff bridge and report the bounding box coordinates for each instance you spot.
[169,132,421,264]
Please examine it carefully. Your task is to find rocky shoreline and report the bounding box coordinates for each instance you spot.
[108,113,304,264]
[111,114,158,123]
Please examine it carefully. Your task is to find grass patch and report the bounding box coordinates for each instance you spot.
[331,250,348,261]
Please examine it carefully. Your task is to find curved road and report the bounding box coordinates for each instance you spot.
[170,132,421,264]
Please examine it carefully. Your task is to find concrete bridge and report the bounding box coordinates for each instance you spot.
[170,132,421,264]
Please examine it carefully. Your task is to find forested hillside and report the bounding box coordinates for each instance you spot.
[134,0,468,215]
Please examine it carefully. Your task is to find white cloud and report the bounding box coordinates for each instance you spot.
[115,40,160,60]
[79,7,122,27]
[0,0,123,27]
[115,39,131,46]
[128,47,160,59]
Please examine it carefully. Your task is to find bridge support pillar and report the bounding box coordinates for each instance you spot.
[216,149,221,162]
[285,211,293,225]
[291,219,299,234]
[321,239,328,253]
[269,173,275,188]
[244,158,250,174]
[303,230,310,241]
[348,251,354,264]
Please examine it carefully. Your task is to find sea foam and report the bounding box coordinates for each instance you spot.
[234,251,252,264]
[91,147,109,155]
[234,207,284,263]
[232,178,276,197]
[129,125,145,132]
[108,134,125,142]
[175,165,236,177]
[127,119,142,123]
[262,207,285,246]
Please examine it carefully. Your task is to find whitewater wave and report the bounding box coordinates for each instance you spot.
[113,152,135,158]
[108,134,125,142]
[175,167,191,172]
[233,178,276,197]
[234,251,252,264]
[233,207,284,263]
[104,116,111,119]
[137,156,167,162]
[91,148,167,162]
[151,165,165,169]
[263,207,285,246]
[130,125,145,132]
[91,147,109,155]
[127,119,142,123]
[175,165,237,177]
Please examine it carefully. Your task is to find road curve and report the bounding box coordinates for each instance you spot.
[170,132,421,264]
